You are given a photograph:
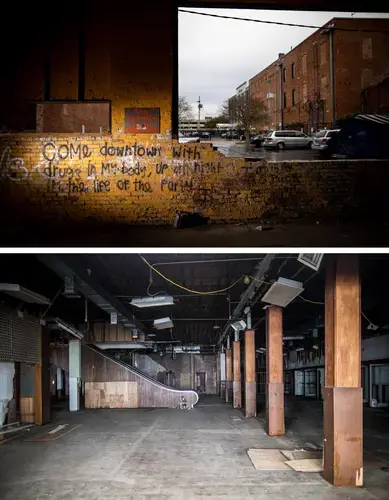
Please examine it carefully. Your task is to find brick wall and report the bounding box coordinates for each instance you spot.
[334,19,389,120]
[1,133,389,224]
[247,18,389,132]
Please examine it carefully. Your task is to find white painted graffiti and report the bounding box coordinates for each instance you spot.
[0,148,29,181]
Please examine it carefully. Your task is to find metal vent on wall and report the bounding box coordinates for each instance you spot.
[297,254,324,271]
[0,309,40,363]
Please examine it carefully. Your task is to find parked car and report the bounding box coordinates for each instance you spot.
[311,129,340,153]
[250,134,265,148]
[179,135,200,144]
[263,130,313,150]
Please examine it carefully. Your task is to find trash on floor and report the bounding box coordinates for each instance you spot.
[285,458,323,472]
[173,211,210,229]
[247,449,291,470]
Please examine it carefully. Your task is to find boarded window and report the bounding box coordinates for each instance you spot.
[303,83,308,102]
[363,38,373,59]
[320,42,327,65]
[36,102,111,133]
[302,54,307,75]
[291,63,296,79]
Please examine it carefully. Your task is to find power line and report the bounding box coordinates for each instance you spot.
[178,9,389,34]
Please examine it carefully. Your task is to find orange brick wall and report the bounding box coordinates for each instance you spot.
[1,134,389,224]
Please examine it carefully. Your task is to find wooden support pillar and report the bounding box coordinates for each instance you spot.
[219,351,226,399]
[266,305,285,436]
[244,329,256,417]
[233,340,241,408]
[34,363,43,425]
[324,255,363,487]
[225,348,233,403]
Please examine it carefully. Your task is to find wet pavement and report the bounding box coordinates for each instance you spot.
[211,140,322,161]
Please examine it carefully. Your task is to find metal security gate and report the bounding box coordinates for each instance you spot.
[0,307,40,364]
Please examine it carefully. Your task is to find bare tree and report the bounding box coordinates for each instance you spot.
[217,99,229,120]
[178,96,194,121]
[236,94,267,146]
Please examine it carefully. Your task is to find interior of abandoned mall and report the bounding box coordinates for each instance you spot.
[0,253,388,499]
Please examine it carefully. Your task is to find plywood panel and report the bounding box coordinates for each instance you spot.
[85,381,138,408]
[20,397,34,423]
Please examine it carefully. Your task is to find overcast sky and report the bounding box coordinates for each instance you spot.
[179,9,389,117]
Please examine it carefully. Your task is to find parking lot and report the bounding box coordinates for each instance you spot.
[210,139,322,160]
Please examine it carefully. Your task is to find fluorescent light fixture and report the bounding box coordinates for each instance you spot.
[153,317,174,330]
[130,296,174,308]
[296,347,304,352]
[55,318,84,339]
[231,319,246,331]
[261,278,304,308]
[256,347,266,353]
[283,336,305,340]
[147,333,156,337]
[94,342,147,350]
[0,283,50,305]
[312,345,319,350]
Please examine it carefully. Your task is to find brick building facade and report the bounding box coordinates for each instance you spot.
[246,18,389,133]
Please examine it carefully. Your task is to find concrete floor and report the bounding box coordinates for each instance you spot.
[4,220,389,247]
[1,396,388,499]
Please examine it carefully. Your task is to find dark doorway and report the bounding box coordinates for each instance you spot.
[196,372,206,393]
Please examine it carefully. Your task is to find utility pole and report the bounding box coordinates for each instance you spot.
[197,96,203,133]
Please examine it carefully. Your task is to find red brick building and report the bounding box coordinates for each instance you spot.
[247,18,389,133]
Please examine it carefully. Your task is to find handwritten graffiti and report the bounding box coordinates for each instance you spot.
[43,142,92,161]
[100,142,161,158]
[0,148,28,181]
[0,140,219,198]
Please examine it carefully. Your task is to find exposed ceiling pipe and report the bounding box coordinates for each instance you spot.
[38,256,148,334]
[218,254,274,345]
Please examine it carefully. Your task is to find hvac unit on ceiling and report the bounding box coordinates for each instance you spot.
[297,254,324,271]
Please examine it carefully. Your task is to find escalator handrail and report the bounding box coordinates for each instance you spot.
[85,343,199,406]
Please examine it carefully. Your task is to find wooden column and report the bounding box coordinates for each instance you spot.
[266,305,285,436]
[244,329,256,417]
[233,340,241,408]
[220,351,226,399]
[34,363,43,425]
[225,348,233,403]
[324,255,363,487]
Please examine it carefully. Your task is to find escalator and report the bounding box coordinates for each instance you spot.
[85,343,199,409]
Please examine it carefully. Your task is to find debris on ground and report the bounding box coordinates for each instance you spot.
[173,211,210,229]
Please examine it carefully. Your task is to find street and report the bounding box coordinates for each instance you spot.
[210,139,323,160]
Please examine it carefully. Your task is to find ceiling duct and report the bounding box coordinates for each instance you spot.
[0,283,50,305]
[218,254,274,345]
[297,254,324,271]
[37,256,147,334]
[261,277,304,308]
[63,275,81,298]
[231,320,246,332]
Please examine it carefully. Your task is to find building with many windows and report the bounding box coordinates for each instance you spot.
[242,18,389,132]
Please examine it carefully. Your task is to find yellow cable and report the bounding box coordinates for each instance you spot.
[140,255,245,295]
[298,295,325,305]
